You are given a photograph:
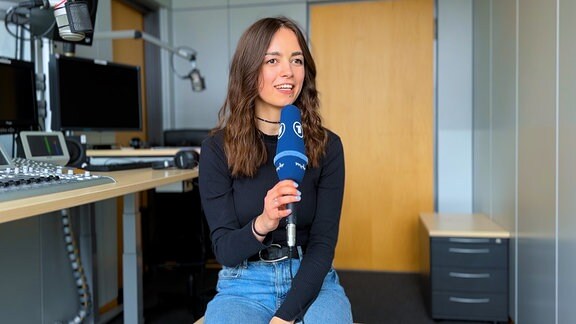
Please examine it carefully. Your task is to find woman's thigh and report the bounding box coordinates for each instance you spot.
[300,269,353,324]
[204,264,276,324]
[204,294,273,324]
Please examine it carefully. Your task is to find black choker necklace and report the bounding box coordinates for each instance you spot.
[256,116,280,124]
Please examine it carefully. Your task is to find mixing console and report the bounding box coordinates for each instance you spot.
[0,158,116,202]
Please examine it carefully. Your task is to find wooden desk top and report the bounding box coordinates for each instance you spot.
[420,212,510,238]
[87,147,199,157]
[0,168,198,225]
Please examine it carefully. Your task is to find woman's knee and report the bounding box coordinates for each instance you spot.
[204,295,273,324]
[302,289,353,324]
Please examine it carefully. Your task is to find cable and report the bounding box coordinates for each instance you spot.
[4,6,33,41]
[168,46,205,92]
[3,2,54,45]
[59,208,92,324]
[289,247,294,279]
[11,134,17,158]
[169,45,197,79]
[288,246,305,324]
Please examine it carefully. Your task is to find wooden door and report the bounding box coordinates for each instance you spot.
[100,1,148,315]
[310,0,434,271]
[111,0,147,147]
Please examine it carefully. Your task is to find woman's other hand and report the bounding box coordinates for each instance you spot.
[270,316,294,324]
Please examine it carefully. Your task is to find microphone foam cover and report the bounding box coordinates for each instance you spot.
[274,105,308,183]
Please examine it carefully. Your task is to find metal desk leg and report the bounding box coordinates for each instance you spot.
[122,193,144,323]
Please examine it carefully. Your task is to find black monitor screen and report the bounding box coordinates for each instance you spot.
[49,54,142,132]
[0,57,39,134]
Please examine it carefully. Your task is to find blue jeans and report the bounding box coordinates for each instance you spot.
[204,256,353,324]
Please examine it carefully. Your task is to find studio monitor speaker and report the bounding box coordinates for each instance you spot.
[65,135,88,168]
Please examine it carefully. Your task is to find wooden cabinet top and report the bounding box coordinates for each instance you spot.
[420,213,510,238]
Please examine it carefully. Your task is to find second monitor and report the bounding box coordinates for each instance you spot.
[49,54,142,133]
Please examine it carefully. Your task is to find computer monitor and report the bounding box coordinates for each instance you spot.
[0,57,39,134]
[49,54,142,132]
[19,131,70,166]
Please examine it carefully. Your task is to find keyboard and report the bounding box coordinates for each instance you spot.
[84,161,154,172]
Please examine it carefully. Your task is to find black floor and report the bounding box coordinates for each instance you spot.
[141,263,217,323]
[106,266,505,324]
[340,270,434,324]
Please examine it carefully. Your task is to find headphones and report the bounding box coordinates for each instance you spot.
[174,149,200,169]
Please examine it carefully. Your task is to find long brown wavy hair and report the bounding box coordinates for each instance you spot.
[213,16,327,178]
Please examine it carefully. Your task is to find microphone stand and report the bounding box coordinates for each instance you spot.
[286,202,297,283]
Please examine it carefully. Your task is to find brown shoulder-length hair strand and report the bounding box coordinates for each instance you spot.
[213,16,327,178]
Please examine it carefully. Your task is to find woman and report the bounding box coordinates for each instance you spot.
[199,16,353,324]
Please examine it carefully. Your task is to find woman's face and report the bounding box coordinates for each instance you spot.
[256,27,305,111]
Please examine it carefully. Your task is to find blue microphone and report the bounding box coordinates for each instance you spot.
[274,105,308,248]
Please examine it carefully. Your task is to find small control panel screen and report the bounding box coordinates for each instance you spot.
[26,134,66,157]
[19,131,70,166]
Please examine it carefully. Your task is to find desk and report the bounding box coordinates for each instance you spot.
[0,167,198,323]
[86,148,198,164]
[87,148,183,159]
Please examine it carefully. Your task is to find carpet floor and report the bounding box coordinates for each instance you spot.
[106,266,504,324]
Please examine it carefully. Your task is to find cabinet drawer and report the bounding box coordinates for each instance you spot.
[432,266,507,293]
[431,237,508,268]
[432,291,508,322]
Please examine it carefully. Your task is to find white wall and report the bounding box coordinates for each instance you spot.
[437,0,473,213]
[557,0,576,321]
[473,0,576,323]
[168,0,307,130]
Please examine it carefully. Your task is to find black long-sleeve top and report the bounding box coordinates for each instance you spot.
[198,128,345,321]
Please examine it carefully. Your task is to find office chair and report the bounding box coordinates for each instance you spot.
[142,128,214,320]
[162,129,210,148]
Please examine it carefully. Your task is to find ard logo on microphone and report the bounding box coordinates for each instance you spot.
[293,122,303,138]
[278,121,303,139]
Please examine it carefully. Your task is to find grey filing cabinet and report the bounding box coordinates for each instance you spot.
[419,213,509,323]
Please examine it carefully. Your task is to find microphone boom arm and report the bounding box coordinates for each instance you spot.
[94,29,195,60]
[93,29,205,91]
